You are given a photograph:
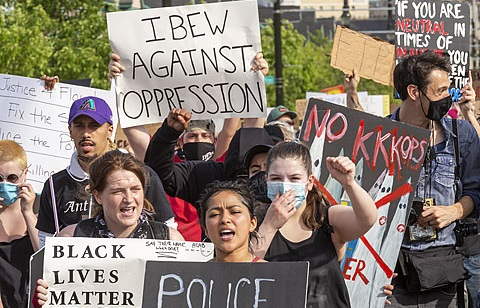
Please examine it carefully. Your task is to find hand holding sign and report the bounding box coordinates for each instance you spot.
[40,75,60,91]
[32,279,49,308]
[108,52,125,82]
[252,52,269,77]
[458,71,476,112]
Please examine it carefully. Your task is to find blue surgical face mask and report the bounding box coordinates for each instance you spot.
[267,181,308,209]
[0,182,19,206]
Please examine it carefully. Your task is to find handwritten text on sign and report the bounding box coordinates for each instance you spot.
[0,74,115,192]
[107,0,266,127]
[142,261,309,308]
[300,99,429,308]
[42,237,214,307]
[395,0,470,99]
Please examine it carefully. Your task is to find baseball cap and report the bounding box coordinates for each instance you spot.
[224,127,275,179]
[68,96,113,125]
[186,120,215,136]
[267,105,297,123]
[243,144,273,170]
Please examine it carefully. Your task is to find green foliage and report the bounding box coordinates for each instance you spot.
[0,2,53,77]
[261,19,341,110]
[0,0,113,89]
[0,3,395,105]
[261,19,396,111]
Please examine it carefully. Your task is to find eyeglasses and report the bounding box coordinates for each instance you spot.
[0,172,23,183]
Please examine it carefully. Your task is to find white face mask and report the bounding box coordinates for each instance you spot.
[267,181,308,209]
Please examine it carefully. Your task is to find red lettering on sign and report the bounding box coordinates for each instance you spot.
[342,258,369,285]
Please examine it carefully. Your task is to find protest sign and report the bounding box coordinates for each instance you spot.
[331,26,395,86]
[142,261,309,307]
[107,0,266,127]
[306,91,388,116]
[395,0,470,100]
[0,74,115,192]
[296,99,308,121]
[299,98,429,308]
[38,237,214,307]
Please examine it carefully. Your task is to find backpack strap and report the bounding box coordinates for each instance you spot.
[148,221,170,240]
[48,176,60,235]
[73,219,96,237]
[452,118,460,199]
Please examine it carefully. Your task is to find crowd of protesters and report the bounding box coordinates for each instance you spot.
[1,48,479,308]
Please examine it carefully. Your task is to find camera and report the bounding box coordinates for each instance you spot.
[408,197,437,241]
[407,198,424,226]
[407,197,435,226]
[454,218,480,246]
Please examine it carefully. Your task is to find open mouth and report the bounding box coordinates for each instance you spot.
[120,207,135,216]
[219,229,235,240]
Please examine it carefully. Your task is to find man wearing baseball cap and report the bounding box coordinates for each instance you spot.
[36,96,174,247]
[267,105,298,126]
[168,119,217,241]
[177,119,216,161]
[67,96,115,169]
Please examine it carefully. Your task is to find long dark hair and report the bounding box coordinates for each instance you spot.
[266,142,330,229]
[197,179,259,249]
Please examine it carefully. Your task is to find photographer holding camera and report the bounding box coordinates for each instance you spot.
[386,51,480,307]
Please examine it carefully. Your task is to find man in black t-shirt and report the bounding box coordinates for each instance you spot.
[36,96,174,247]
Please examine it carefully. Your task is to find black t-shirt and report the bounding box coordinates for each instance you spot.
[0,235,34,308]
[265,221,350,307]
[36,163,174,234]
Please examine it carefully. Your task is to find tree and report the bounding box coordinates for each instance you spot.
[0,2,53,78]
[261,19,340,110]
[0,0,113,90]
[0,3,395,108]
[261,19,396,112]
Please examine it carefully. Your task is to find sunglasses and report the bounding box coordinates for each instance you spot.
[0,172,23,183]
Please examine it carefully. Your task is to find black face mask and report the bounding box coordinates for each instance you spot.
[420,90,453,121]
[248,171,270,203]
[182,142,215,161]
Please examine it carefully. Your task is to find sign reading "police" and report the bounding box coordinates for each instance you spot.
[142,261,309,308]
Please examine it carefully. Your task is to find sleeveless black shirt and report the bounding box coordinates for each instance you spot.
[265,219,350,307]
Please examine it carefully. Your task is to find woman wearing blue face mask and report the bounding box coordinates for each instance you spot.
[0,140,39,308]
[254,141,377,308]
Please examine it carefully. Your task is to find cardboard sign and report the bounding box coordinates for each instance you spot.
[331,26,395,86]
[142,261,309,307]
[107,0,266,127]
[299,98,430,308]
[39,237,214,308]
[395,0,470,100]
[0,74,116,192]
